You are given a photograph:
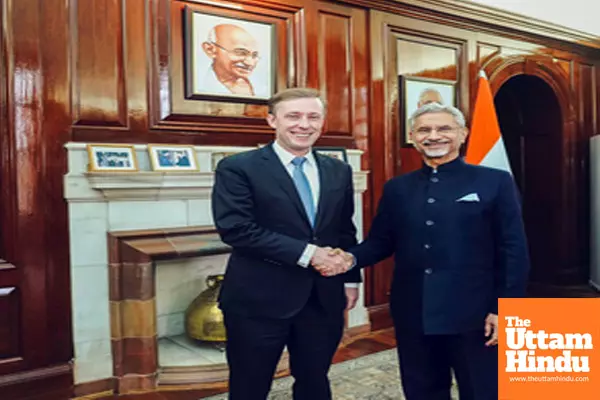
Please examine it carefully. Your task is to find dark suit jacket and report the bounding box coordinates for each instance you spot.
[351,158,530,334]
[212,143,362,319]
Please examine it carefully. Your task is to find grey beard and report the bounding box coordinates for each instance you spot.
[423,149,449,158]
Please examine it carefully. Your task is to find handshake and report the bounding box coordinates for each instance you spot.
[310,246,354,277]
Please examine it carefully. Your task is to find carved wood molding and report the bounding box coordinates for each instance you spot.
[483,54,577,121]
[335,0,600,51]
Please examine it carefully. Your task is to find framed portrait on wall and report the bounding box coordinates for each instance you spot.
[183,6,276,104]
[400,76,456,145]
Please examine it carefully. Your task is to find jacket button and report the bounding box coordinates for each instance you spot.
[424,244,431,249]
[424,268,433,274]
[425,220,434,226]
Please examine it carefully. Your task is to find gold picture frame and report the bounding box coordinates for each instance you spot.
[147,144,200,172]
[87,144,139,172]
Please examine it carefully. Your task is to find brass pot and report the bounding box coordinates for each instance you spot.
[185,274,227,342]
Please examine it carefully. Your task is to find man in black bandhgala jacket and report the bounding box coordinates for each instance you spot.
[339,103,530,400]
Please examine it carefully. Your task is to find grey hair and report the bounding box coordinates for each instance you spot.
[409,102,466,130]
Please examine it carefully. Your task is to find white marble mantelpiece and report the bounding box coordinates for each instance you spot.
[64,141,370,385]
[64,143,369,202]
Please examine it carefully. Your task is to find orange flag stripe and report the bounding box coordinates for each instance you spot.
[465,74,502,165]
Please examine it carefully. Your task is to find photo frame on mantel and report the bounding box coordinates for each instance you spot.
[400,75,456,146]
[87,144,139,172]
[314,147,348,163]
[148,144,200,172]
[183,6,277,105]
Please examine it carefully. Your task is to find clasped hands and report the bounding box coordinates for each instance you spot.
[311,246,354,277]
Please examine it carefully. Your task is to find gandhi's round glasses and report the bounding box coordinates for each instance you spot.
[211,42,260,60]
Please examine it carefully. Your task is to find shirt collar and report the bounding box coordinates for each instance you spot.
[421,156,465,175]
[272,140,316,167]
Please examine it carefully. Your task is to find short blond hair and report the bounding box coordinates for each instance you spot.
[267,88,326,114]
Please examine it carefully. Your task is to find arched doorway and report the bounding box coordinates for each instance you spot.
[494,75,563,283]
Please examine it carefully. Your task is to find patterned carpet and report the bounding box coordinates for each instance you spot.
[203,349,459,399]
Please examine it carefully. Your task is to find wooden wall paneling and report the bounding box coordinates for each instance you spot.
[72,0,127,128]
[72,0,148,139]
[317,9,353,137]
[0,285,19,359]
[0,0,12,263]
[0,0,73,397]
[364,9,391,311]
[40,0,73,366]
[311,1,369,146]
[125,0,151,135]
[310,1,372,233]
[2,0,47,374]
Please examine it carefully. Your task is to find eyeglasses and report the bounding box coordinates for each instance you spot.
[211,42,260,60]
[413,125,460,135]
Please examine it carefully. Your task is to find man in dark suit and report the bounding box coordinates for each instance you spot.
[322,102,530,400]
[212,88,360,400]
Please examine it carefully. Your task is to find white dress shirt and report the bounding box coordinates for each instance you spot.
[272,141,358,288]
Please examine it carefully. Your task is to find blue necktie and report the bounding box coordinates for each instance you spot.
[291,157,316,227]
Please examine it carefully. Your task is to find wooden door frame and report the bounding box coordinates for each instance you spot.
[485,55,586,284]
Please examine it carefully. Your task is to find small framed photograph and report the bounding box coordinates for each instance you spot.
[148,144,199,172]
[183,7,276,104]
[314,147,348,163]
[400,76,456,145]
[211,151,238,171]
[87,144,138,172]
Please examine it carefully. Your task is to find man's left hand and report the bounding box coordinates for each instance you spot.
[345,287,359,311]
[484,313,498,346]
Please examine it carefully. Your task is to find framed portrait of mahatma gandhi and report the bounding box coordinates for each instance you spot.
[400,76,456,146]
[184,7,276,104]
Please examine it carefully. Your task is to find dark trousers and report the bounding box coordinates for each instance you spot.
[223,292,344,400]
[395,330,498,400]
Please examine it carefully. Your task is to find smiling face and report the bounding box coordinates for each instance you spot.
[267,97,325,156]
[203,24,259,81]
[410,111,467,166]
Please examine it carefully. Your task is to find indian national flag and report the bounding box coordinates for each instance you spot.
[465,71,512,174]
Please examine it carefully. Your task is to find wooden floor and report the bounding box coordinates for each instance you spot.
[88,328,397,400]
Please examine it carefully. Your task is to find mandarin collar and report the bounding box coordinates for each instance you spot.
[421,156,465,175]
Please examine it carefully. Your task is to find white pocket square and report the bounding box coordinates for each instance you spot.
[456,193,480,202]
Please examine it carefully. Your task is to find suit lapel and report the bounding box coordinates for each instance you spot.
[260,144,312,228]
[313,152,331,232]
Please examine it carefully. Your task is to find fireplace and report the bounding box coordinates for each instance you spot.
[107,226,294,393]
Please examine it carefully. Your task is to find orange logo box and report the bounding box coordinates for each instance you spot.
[499,298,600,400]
